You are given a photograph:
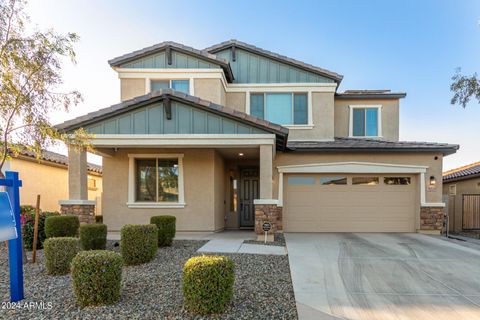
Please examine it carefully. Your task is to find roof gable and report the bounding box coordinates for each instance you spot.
[205,40,343,84]
[56,90,289,150]
[108,41,234,82]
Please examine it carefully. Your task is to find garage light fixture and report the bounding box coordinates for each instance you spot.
[238,153,244,157]
[429,176,436,186]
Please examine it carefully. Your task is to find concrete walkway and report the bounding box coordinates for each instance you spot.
[195,231,287,255]
[285,233,480,320]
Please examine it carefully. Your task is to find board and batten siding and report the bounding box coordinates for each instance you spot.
[85,101,268,135]
[119,50,222,69]
[215,48,334,84]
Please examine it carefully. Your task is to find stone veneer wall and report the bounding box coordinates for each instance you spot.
[420,206,445,232]
[60,204,95,224]
[254,204,282,235]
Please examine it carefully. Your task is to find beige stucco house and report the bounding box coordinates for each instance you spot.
[55,40,458,237]
[443,162,480,232]
[2,149,102,214]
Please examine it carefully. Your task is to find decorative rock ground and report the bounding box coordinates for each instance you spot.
[0,240,297,319]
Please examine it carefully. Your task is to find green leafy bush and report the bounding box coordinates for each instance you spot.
[183,255,235,315]
[43,237,79,275]
[80,224,107,250]
[20,206,59,250]
[150,215,176,246]
[45,215,79,238]
[120,224,158,265]
[71,250,123,307]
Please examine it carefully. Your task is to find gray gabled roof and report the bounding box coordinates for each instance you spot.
[17,149,102,174]
[443,162,480,182]
[204,39,344,84]
[287,137,459,156]
[108,41,235,82]
[336,90,407,99]
[55,89,289,150]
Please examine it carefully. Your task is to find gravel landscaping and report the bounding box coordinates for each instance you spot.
[243,233,286,247]
[0,240,297,319]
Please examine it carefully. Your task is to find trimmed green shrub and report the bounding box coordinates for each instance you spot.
[45,215,80,238]
[183,255,235,315]
[43,237,79,275]
[150,215,176,246]
[80,224,107,250]
[71,250,123,307]
[20,206,59,250]
[95,215,103,223]
[120,224,158,265]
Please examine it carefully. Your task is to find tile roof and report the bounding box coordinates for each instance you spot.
[204,39,344,83]
[287,137,459,155]
[443,162,480,182]
[17,149,102,174]
[55,89,289,150]
[336,90,406,99]
[108,41,235,82]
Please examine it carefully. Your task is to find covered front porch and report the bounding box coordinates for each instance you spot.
[61,135,281,238]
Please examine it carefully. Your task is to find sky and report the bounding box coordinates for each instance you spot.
[26,0,480,170]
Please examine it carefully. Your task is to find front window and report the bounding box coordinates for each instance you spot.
[135,158,180,203]
[250,93,308,125]
[351,107,380,137]
[151,79,190,94]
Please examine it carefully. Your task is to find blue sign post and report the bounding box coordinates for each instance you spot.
[0,171,24,302]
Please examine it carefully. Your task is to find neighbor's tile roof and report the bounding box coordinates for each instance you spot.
[17,149,102,174]
[336,90,406,99]
[443,162,480,182]
[204,39,344,83]
[287,137,459,155]
[108,41,235,82]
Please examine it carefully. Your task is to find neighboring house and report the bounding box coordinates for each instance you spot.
[55,40,458,236]
[2,149,103,214]
[443,162,480,232]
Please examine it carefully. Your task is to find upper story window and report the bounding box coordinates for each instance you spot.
[151,79,190,94]
[250,93,308,126]
[349,105,382,137]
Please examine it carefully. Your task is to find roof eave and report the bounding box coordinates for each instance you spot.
[335,93,407,100]
[287,146,458,156]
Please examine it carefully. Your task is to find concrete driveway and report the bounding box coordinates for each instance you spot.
[285,233,480,320]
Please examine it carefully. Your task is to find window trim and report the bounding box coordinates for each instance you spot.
[127,154,185,208]
[246,91,313,127]
[348,105,382,138]
[146,78,194,95]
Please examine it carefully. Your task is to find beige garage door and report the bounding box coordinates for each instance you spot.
[284,174,416,232]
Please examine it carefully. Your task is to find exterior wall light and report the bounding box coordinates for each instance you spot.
[429,176,436,186]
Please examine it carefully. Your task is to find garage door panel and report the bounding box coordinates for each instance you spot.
[284,174,416,232]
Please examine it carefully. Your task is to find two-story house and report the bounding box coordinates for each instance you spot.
[56,40,458,237]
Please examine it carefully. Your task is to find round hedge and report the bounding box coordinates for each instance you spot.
[43,237,79,275]
[150,215,176,246]
[120,224,158,265]
[183,255,235,315]
[80,223,107,250]
[45,215,79,238]
[71,250,123,307]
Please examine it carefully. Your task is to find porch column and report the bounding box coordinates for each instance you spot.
[254,144,281,241]
[68,147,88,200]
[59,147,95,224]
[259,144,273,199]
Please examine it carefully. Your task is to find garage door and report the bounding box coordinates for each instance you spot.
[284,174,416,232]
